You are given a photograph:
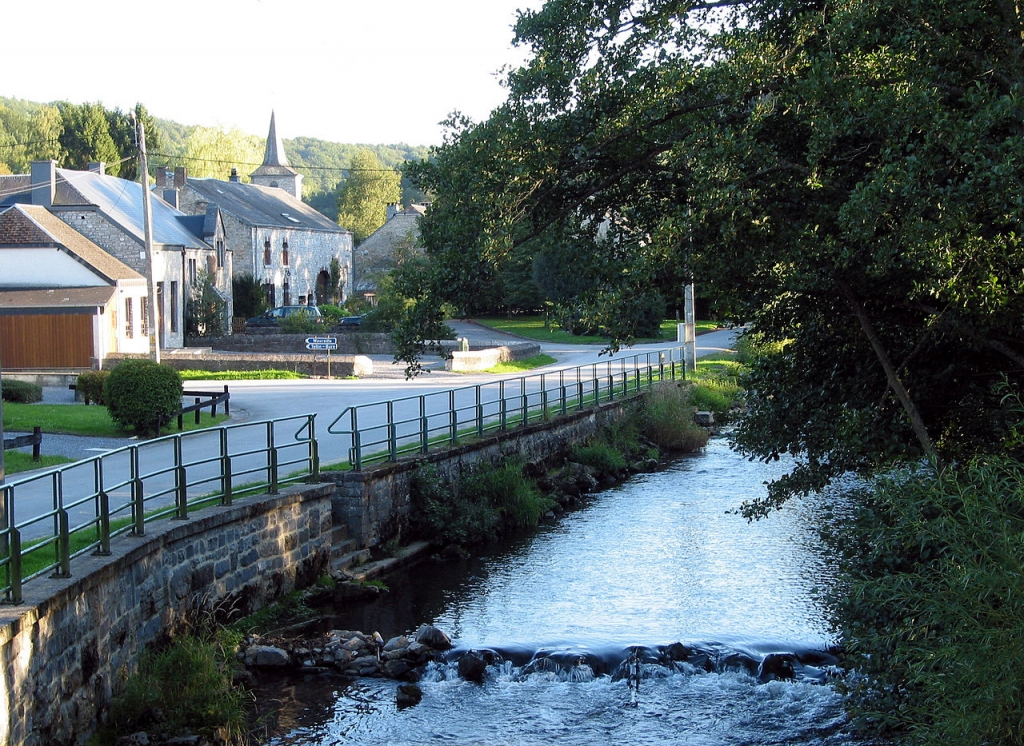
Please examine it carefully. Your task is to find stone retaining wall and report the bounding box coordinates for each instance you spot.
[188,331,394,356]
[107,350,374,378]
[0,484,333,746]
[323,401,631,549]
[443,342,542,372]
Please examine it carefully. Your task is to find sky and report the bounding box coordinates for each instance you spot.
[3,0,543,147]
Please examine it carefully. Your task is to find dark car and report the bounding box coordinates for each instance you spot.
[246,305,324,327]
[338,315,364,326]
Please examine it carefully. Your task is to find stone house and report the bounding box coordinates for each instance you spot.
[168,113,354,309]
[353,202,427,298]
[0,204,149,368]
[0,161,231,351]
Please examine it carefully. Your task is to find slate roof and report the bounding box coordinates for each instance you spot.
[186,178,349,234]
[251,110,295,177]
[0,204,144,284]
[0,168,211,250]
[0,287,117,312]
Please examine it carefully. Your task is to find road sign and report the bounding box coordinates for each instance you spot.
[306,336,337,351]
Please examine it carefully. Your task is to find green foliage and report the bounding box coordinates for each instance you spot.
[4,451,73,475]
[483,354,557,374]
[185,270,227,337]
[179,125,262,180]
[639,384,710,453]
[402,0,1024,506]
[231,272,266,320]
[1,379,42,404]
[279,312,321,334]
[2,402,123,437]
[317,304,345,326]
[828,457,1024,745]
[336,148,402,243]
[104,633,247,744]
[570,440,627,477]
[176,369,305,381]
[104,360,183,435]
[410,461,553,546]
[75,370,110,405]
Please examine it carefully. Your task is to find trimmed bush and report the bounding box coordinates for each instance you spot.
[1,379,42,403]
[75,370,110,405]
[104,360,183,435]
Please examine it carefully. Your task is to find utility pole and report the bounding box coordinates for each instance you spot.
[135,111,161,363]
[679,282,697,373]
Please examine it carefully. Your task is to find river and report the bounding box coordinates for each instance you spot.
[252,437,863,745]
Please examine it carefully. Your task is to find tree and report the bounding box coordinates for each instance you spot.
[56,102,122,175]
[107,103,161,181]
[180,126,263,180]
[404,0,1024,509]
[336,149,402,243]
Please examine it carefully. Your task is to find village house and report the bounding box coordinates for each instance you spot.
[0,161,231,361]
[168,113,354,310]
[353,202,427,299]
[0,204,149,368]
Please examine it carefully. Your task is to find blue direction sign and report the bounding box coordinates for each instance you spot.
[305,336,338,351]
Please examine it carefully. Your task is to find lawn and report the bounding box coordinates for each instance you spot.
[3,402,229,439]
[473,316,723,344]
[4,450,75,475]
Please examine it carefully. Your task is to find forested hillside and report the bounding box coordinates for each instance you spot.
[0,96,431,221]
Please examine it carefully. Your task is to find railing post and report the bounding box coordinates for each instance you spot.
[419,395,429,454]
[351,408,362,471]
[449,390,458,444]
[268,422,279,494]
[221,428,233,505]
[194,398,202,425]
[32,426,41,461]
[476,385,484,437]
[307,414,320,482]
[388,401,397,461]
[499,380,507,431]
[541,374,549,421]
[174,437,188,519]
[223,385,230,416]
[132,446,145,535]
[55,509,71,578]
[520,377,528,426]
[9,528,22,604]
[97,489,111,556]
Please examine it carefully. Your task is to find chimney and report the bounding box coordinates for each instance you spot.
[173,166,187,189]
[156,167,170,188]
[87,162,106,175]
[30,160,56,208]
[229,168,241,183]
[386,203,400,221]
[163,189,179,209]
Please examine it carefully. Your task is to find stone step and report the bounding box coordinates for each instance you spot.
[332,548,372,572]
[331,525,350,544]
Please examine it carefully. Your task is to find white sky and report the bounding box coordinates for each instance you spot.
[3,0,543,146]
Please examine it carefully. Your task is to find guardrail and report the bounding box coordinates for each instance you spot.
[328,346,689,469]
[0,413,318,604]
[3,427,42,461]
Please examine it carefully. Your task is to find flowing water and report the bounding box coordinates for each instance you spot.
[253,437,864,745]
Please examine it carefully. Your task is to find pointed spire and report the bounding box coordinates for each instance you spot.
[263,110,290,167]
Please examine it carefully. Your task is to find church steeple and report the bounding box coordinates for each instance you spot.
[263,110,290,167]
[249,111,303,199]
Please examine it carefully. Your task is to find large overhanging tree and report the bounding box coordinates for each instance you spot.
[404,0,1024,512]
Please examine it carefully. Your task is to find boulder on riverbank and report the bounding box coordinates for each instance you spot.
[237,624,453,681]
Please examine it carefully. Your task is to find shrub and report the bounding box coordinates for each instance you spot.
[104,360,183,435]
[279,312,321,334]
[105,633,247,743]
[317,304,345,326]
[1,379,42,403]
[231,272,266,320]
[640,383,709,452]
[571,440,627,477]
[75,370,110,405]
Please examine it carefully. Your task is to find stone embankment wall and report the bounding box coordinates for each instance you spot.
[0,485,333,746]
[443,341,541,372]
[107,349,374,378]
[189,331,394,356]
[324,401,630,549]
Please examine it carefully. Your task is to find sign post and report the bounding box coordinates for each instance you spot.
[306,336,338,378]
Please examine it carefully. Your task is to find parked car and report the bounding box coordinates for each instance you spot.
[246,305,324,327]
[338,315,364,326]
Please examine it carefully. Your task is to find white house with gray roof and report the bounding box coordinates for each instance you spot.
[166,113,353,309]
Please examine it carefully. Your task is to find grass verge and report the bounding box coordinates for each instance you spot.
[3,451,76,475]
[482,354,557,374]
[178,369,306,381]
[3,402,228,439]
[473,315,722,344]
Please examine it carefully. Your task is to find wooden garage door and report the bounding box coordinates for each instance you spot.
[0,314,94,369]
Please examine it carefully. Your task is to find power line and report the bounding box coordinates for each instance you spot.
[148,152,404,174]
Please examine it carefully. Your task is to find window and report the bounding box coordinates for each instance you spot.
[283,282,290,306]
[282,240,289,266]
[263,239,272,266]
[263,283,276,308]
[170,281,179,332]
[187,258,197,285]
[216,239,226,269]
[125,297,134,338]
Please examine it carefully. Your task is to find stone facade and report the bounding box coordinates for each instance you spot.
[0,485,332,746]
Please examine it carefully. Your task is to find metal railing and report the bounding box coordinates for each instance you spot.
[328,346,689,469]
[0,413,318,604]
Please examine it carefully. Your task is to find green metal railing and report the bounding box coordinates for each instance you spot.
[328,346,688,470]
[0,413,318,604]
